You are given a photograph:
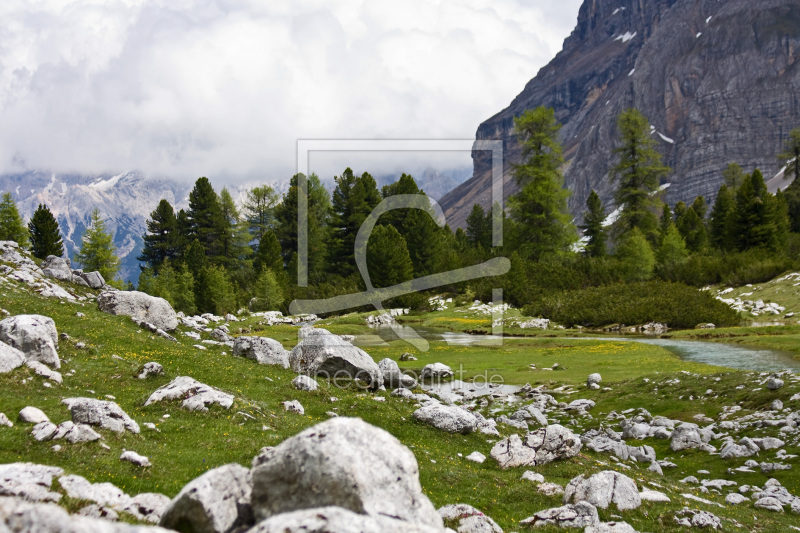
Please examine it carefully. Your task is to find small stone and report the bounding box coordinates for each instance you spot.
[465,451,485,464]
[18,406,49,424]
[282,400,304,415]
[120,450,151,467]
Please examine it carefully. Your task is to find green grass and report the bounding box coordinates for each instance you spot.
[1,281,800,531]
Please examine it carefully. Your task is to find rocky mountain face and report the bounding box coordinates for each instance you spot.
[440,0,800,229]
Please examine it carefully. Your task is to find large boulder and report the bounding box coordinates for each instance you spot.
[73,270,105,289]
[519,501,599,529]
[563,471,642,510]
[491,425,582,469]
[670,423,707,451]
[413,404,478,434]
[144,376,234,411]
[62,397,140,434]
[233,337,290,368]
[248,507,443,533]
[289,328,382,389]
[97,291,178,332]
[0,341,25,374]
[0,315,60,369]
[159,463,252,533]
[40,256,72,282]
[251,417,442,529]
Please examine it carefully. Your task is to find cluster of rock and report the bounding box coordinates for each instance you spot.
[40,255,105,289]
[249,310,319,326]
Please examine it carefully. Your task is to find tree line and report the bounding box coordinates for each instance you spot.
[2,108,800,318]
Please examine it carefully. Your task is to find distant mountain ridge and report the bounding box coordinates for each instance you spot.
[440,0,800,229]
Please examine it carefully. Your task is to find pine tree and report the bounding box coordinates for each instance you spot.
[508,106,575,259]
[187,177,226,261]
[0,193,29,248]
[274,173,330,284]
[366,224,413,288]
[615,227,655,282]
[611,109,670,240]
[75,209,120,282]
[253,231,283,274]
[329,168,382,276]
[658,203,674,241]
[580,190,606,257]
[138,199,178,271]
[28,204,64,259]
[709,185,735,250]
[243,184,279,242]
[675,196,708,252]
[465,203,491,249]
[195,265,236,315]
[733,170,783,250]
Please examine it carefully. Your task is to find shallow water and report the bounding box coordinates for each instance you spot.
[365,324,800,373]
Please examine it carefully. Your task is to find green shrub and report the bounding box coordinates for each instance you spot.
[522,281,739,329]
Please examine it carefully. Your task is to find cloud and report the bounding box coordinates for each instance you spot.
[0,0,582,184]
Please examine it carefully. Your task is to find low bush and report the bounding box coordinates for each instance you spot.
[522,281,739,329]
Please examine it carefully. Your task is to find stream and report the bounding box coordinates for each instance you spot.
[364,324,800,373]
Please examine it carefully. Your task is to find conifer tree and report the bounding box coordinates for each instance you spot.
[658,203,674,241]
[250,269,284,312]
[580,191,606,257]
[615,227,655,282]
[366,224,413,288]
[709,185,735,250]
[723,162,746,191]
[733,170,784,250]
[218,187,252,267]
[508,106,575,259]
[76,209,120,282]
[0,192,29,248]
[465,203,492,250]
[657,224,688,267]
[675,197,708,252]
[779,129,800,232]
[243,184,278,242]
[611,109,670,240]
[28,204,64,259]
[195,265,236,315]
[187,177,226,261]
[139,199,178,271]
[253,231,283,274]
[329,168,382,276]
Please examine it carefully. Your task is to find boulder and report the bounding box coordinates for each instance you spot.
[289,328,382,389]
[233,337,290,368]
[144,376,234,411]
[137,362,164,379]
[40,256,72,282]
[120,450,151,467]
[51,421,103,443]
[563,471,641,510]
[491,424,582,469]
[465,452,486,464]
[0,341,25,373]
[421,363,454,380]
[291,375,319,391]
[247,506,443,533]
[519,501,599,529]
[438,503,502,533]
[0,463,64,502]
[0,413,11,428]
[754,497,784,512]
[378,358,417,388]
[720,438,760,459]
[62,397,140,433]
[413,404,478,434]
[767,376,784,390]
[160,463,253,533]
[725,493,749,505]
[130,493,172,524]
[584,522,638,533]
[669,423,705,451]
[282,400,304,415]
[251,417,442,529]
[31,422,58,441]
[0,315,60,369]
[587,373,602,387]
[72,270,105,289]
[18,407,49,424]
[26,360,62,383]
[97,291,179,332]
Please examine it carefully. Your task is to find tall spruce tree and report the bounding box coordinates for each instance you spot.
[508,106,575,259]
[28,204,64,259]
[187,177,226,261]
[218,187,252,267]
[0,192,29,248]
[611,109,670,241]
[366,224,413,288]
[675,197,708,252]
[580,190,606,257]
[76,209,120,282]
[709,185,735,250]
[733,170,785,251]
[465,203,492,250]
[329,168,382,276]
[253,231,283,274]
[658,203,674,241]
[138,199,178,271]
[615,227,655,282]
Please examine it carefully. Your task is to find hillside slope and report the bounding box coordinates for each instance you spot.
[441,0,800,229]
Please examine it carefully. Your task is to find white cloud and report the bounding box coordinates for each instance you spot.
[0,0,582,184]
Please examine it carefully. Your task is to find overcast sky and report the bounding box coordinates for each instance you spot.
[0,0,582,184]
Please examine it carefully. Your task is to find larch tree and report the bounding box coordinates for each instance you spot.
[76,209,120,282]
[0,192,29,248]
